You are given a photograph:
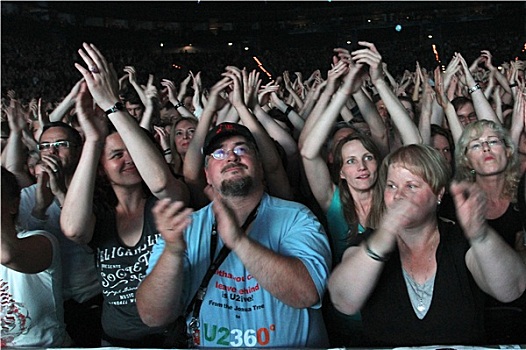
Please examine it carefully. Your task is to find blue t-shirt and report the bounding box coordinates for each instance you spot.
[147,193,331,348]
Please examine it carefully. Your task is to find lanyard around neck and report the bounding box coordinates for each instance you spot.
[186,201,261,318]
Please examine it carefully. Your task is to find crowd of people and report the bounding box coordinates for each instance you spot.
[2,13,526,349]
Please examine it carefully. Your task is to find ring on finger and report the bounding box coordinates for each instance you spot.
[89,65,100,74]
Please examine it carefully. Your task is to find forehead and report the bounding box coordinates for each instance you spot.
[40,127,70,141]
[176,119,196,129]
[341,139,368,154]
[212,135,249,149]
[333,128,355,143]
[457,103,474,113]
[125,101,142,108]
[103,133,125,152]
[387,163,422,181]
[469,126,497,140]
[432,134,449,147]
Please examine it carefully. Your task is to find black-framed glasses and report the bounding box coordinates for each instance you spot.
[37,140,76,151]
[209,144,251,160]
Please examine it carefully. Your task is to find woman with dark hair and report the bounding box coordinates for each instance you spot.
[299,52,384,347]
[60,43,189,347]
[431,124,455,173]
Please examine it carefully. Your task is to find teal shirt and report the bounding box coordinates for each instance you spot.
[326,187,365,267]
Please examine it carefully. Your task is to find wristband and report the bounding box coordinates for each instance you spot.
[174,101,185,109]
[364,240,390,262]
[509,82,518,88]
[163,149,172,155]
[468,84,481,94]
[105,101,124,116]
[284,105,294,116]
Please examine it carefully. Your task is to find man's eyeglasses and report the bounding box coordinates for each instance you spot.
[37,140,76,151]
[467,137,504,152]
[209,145,251,160]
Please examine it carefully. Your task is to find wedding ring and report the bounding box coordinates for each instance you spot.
[89,65,100,73]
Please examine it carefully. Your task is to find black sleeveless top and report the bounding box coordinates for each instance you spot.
[358,220,486,346]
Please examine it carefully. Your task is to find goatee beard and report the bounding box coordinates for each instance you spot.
[220,176,253,197]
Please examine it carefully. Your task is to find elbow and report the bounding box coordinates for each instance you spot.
[498,278,526,303]
[299,144,315,161]
[329,292,360,315]
[136,288,174,327]
[60,221,91,245]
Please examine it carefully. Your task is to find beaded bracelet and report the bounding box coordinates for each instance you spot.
[174,101,185,109]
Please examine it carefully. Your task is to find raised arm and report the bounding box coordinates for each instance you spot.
[76,43,189,203]
[434,66,464,143]
[225,67,293,200]
[300,59,365,211]
[161,79,195,118]
[458,53,500,124]
[60,82,107,244]
[352,41,422,145]
[3,99,34,187]
[49,78,84,122]
[183,76,231,208]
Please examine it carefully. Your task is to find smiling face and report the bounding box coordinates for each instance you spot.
[99,133,142,187]
[204,136,263,197]
[465,127,510,177]
[339,139,378,192]
[39,127,81,175]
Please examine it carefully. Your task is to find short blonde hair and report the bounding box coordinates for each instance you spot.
[455,120,519,200]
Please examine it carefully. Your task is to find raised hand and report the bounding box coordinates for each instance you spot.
[450,181,488,241]
[212,197,244,251]
[75,81,108,143]
[161,79,179,105]
[351,41,384,84]
[75,42,120,111]
[123,66,138,85]
[152,199,193,254]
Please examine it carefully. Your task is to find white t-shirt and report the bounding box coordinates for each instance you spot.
[1,230,72,347]
[19,184,101,303]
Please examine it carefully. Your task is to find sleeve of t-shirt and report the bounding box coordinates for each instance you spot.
[274,205,332,309]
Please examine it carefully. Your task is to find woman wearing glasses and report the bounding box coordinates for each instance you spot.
[453,119,526,343]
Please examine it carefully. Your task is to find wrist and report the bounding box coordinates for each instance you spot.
[468,83,481,94]
[364,239,390,262]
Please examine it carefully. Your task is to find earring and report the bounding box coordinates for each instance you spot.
[470,169,476,175]
[437,199,442,205]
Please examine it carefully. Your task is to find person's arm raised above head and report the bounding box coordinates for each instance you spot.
[75,43,189,204]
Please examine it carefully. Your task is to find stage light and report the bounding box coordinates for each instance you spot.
[160,43,164,47]
[395,24,402,32]
[228,42,233,46]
